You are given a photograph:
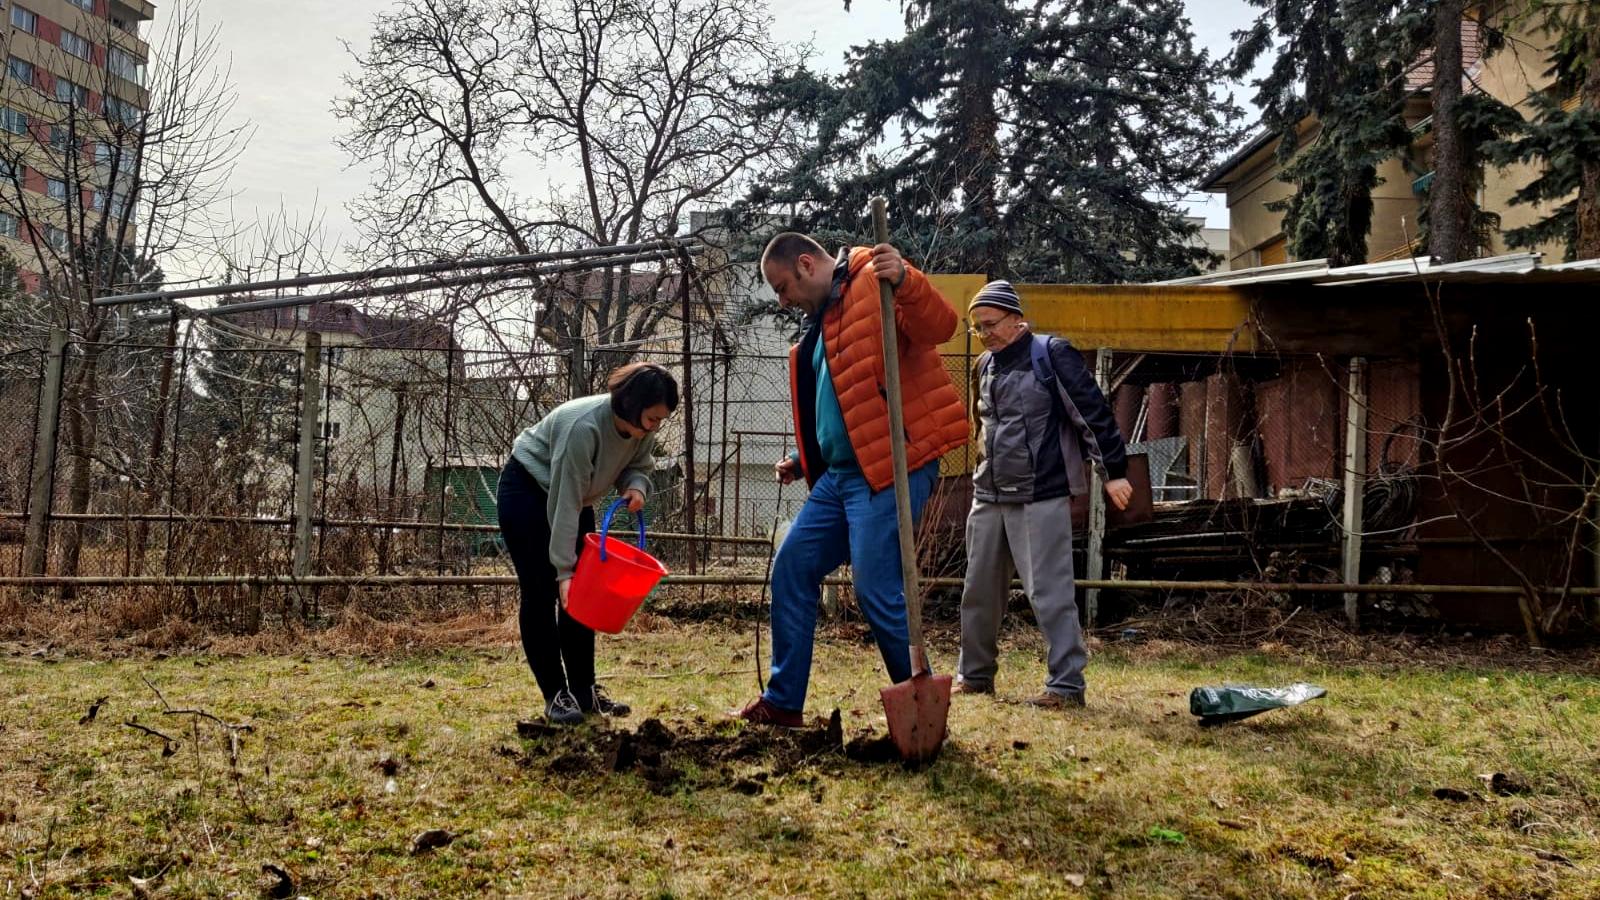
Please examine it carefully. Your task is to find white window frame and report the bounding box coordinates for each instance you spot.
[0,211,18,239]
[108,47,145,86]
[44,225,69,252]
[1,108,29,136]
[46,177,68,201]
[10,6,38,35]
[7,57,34,86]
[106,97,139,127]
[56,78,89,107]
[60,31,91,62]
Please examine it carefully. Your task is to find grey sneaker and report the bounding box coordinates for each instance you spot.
[545,688,584,725]
[586,685,631,718]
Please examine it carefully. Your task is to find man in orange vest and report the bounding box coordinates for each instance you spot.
[733,232,968,727]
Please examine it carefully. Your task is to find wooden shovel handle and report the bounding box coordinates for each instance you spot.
[870,197,928,676]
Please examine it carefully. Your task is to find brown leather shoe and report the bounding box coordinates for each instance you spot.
[951,680,994,696]
[1024,691,1086,709]
[731,697,804,729]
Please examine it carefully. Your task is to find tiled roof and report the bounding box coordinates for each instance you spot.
[224,299,456,350]
[542,269,669,301]
[1404,18,1485,93]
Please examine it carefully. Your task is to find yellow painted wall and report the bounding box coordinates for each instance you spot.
[935,282,1255,357]
[1225,148,1296,267]
[1368,156,1426,260]
[1473,16,1568,260]
[1224,127,1423,266]
[926,274,986,476]
[928,276,1255,474]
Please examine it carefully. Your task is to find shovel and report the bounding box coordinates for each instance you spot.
[870,197,952,764]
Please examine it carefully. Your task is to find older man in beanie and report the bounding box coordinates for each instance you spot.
[957,280,1132,708]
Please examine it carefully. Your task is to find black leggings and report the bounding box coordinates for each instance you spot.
[497,459,597,705]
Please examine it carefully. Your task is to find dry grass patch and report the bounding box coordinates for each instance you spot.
[2,623,1597,898]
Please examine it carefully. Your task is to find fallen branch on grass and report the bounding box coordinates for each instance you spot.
[141,673,255,754]
[139,672,260,814]
[121,719,180,757]
[162,707,256,735]
[597,667,747,680]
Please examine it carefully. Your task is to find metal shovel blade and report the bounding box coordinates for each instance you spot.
[880,672,953,763]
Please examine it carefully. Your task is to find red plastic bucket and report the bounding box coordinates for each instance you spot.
[566,499,669,634]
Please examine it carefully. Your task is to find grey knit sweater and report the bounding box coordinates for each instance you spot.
[511,394,655,580]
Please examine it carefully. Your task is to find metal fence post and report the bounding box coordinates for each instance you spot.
[291,331,322,617]
[1084,348,1111,627]
[134,312,179,572]
[1592,443,1600,628]
[680,259,697,574]
[1340,357,1368,628]
[569,336,587,400]
[436,335,457,576]
[22,327,68,579]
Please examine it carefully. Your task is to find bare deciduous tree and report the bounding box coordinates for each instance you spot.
[0,0,252,583]
[335,0,801,361]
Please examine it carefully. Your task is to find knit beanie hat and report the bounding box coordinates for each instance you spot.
[967,280,1023,316]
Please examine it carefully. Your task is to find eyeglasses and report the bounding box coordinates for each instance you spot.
[968,319,1016,337]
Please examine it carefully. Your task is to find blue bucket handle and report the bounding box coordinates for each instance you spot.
[598,498,647,562]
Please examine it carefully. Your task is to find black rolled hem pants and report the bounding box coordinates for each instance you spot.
[496,458,597,706]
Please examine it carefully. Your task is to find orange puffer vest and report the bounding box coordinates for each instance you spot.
[788,247,969,492]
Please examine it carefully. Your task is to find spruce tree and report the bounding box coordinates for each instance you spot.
[1231,0,1411,266]
[194,317,301,465]
[747,0,1242,282]
[1484,0,1600,260]
[1377,0,1520,263]
[1425,0,1476,261]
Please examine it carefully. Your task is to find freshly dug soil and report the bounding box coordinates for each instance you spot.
[504,710,909,794]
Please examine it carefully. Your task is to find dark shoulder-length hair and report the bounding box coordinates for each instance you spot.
[607,362,679,426]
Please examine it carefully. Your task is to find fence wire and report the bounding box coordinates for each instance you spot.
[5,289,1589,636]
[0,346,43,577]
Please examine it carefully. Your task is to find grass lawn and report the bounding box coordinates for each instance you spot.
[2,620,1597,898]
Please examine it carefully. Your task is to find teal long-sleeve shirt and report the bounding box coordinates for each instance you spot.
[812,331,856,469]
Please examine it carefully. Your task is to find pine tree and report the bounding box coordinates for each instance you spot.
[1484,0,1600,260]
[1425,0,1476,261]
[193,317,300,465]
[1231,0,1412,266]
[746,0,1242,282]
[1376,0,1521,263]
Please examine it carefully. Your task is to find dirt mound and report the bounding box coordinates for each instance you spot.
[501,711,906,794]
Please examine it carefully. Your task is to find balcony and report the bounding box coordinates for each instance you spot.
[108,0,156,39]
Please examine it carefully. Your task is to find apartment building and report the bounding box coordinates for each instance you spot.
[0,0,153,290]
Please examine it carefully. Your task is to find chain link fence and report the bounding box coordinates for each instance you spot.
[0,346,43,577]
[0,303,1483,630]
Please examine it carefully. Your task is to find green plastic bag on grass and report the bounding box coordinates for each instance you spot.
[1189,683,1327,726]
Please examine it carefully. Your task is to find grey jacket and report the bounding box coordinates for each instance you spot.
[972,332,1128,504]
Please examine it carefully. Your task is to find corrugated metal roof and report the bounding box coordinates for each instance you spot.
[1160,258,1329,286]
[1156,252,1600,287]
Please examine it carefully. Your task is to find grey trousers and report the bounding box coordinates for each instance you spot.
[957,495,1087,697]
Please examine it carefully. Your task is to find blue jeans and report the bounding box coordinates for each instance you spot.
[763,460,940,712]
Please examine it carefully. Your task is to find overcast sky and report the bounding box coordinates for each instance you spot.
[197,0,1256,275]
